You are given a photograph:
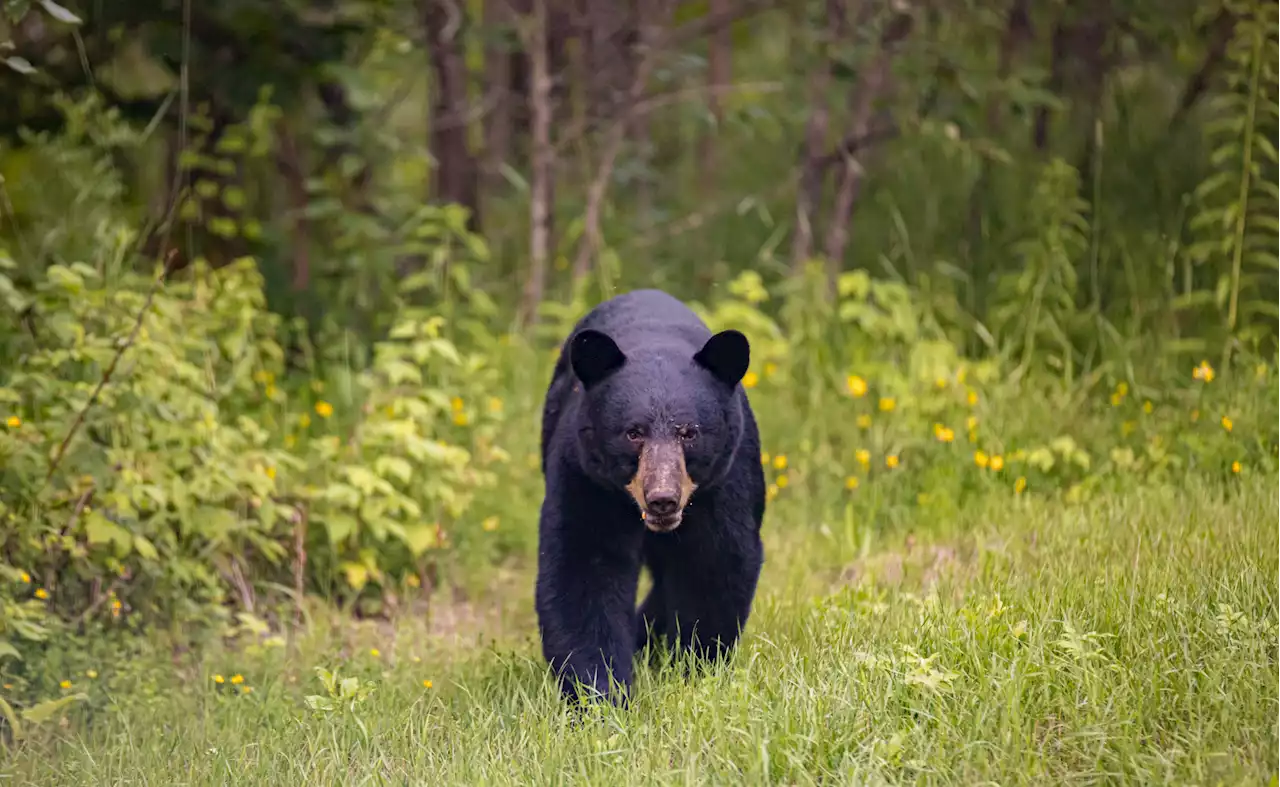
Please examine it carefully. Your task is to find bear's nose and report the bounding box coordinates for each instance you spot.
[646,493,680,517]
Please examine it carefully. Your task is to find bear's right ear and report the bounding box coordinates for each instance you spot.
[694,329,750,388]
[570,329,627,389]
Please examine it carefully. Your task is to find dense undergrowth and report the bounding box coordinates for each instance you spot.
[0,6,1276,764]
[3,477,1276,784]
[1,210,1275,733]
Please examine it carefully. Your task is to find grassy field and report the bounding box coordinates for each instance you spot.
[6,474,1276,786]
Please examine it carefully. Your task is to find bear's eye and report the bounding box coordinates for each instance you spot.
[625,427,644,443]
[676,425,698,441]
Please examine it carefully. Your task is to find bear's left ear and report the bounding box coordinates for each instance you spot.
[571,329,627,389]
[694,329,750,387]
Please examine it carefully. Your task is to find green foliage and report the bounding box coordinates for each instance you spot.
[1186,0,1280,355]
[0,0,1277,747]
[5,478,1277,783]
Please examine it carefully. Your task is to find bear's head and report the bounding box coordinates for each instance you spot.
[568,327,750,533]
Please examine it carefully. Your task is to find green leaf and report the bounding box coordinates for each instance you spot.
[0,695,20,741]
[133,535,159,560]
[399,523,439,556]
[37,0,81,23]
[3,56,35,75]
[21,693,88,725]
[322,513,358,544]
[85,511,133,554]
[374,456,413,484]
[0,638,20,660]
[341,562,370,591]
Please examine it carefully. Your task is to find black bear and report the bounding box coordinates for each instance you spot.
[535,288,767,703]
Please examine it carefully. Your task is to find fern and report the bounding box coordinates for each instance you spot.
[1186,0,1280,359]
[992,158,1093,384]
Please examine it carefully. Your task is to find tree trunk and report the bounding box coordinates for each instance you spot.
[823,9,912,275]
[570,0,670,282]
[483,0,514,198]
[698,0,732,197]
[518,0,554,328]
[424,0,482,232]
[788,2,838,273]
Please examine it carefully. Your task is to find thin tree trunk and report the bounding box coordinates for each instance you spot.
[425,0,482,232]
[788,2,838,273]
[698,0,732,197]
[823,9,912,272]
[518,0,553,327]
[276,121,313,292]
[483,0,513,197]
[570,0,670,282]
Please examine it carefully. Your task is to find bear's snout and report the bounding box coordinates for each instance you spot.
[626,439,697,532]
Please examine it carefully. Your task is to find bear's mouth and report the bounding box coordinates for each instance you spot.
[641,509,683,533]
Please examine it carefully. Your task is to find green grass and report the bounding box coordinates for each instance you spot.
[6,475,1278,786]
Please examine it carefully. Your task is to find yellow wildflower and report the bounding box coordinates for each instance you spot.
[845,476,859,490]
[453,411,470,426]
[59,680,72,690]
[481,516,499,532]
[885,455,900,469]
[1231,461,1242,474]
[230,674,244,685]
[1221,415,1232,432]
[766,484,779,502]
[406,574,421,588]
[1142,400,1153,414]
[1192,360,1214,383]
[214,674,225,684]
[1014,476,1027,495]
[34,588,48,600]
[264,465,276,480]
[314,401,334,418]
[1116,381,1129,396]
[934,424,955,443]
[85,670,97,679]
[855,449,870,467]
[878,397,896,412]
[776,474,789,489]
[264,384,279,400]
[422,680,433,689]
[742,371,759,389]
[846,375,868,398]
[451,396,464,411]
[1110,392,1123,407]
[19,571,29,584]
[369,648,381,658]
[974,450,990,469]
[966,390,978,407]
[773,454,787,470]
[856,414,872,429]
[989,455,1005,472]
[298,413,311,428]
[760,451,770,466]
[764,362,778,378]
[935,377,948,389]
[240,686,253,694]
[5,416,19,428]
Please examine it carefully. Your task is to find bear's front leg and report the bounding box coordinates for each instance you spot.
[535,526,642,704]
